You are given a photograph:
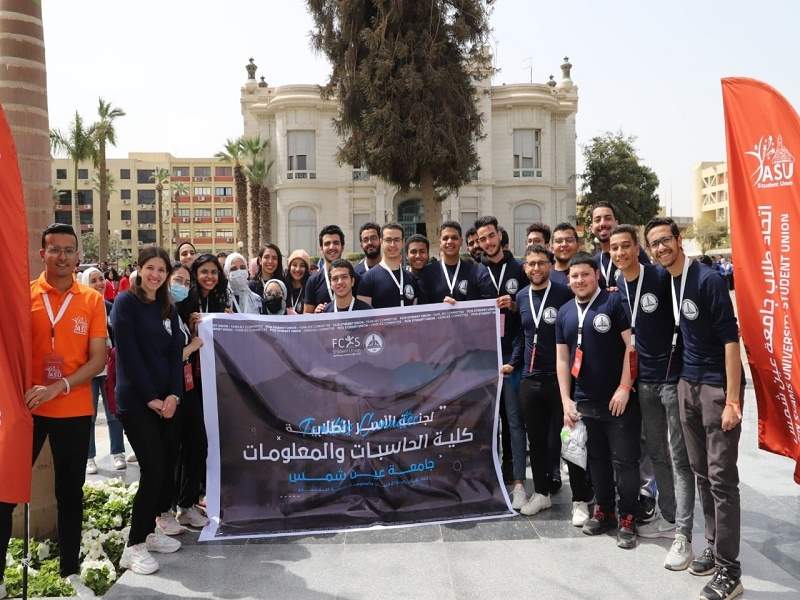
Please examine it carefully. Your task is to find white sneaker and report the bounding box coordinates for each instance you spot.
[146,528,181,553]
[120,542,159,574]
[571,501,590,527]
[510,483,527,510]
[637,515,677,539]
[126,452,138,463]
[520,492,552,516]
[177,505,209,528]
[86,458,98,475]
[664,533,693,571]
[155,511,183,535]
[112,453,127,470]
[64,573,95,598]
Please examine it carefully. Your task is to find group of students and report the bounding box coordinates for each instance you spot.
[0,205,743,600]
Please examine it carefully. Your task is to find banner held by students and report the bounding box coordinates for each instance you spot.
[722,77,800,484]
[198,300,513,540]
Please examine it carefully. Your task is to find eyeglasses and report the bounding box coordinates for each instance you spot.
[383,237,403,245]
[553,237,576,245]
[648,235,675,250]
[527,260,550,269]
[46,247,76,256]
[361,235,379,243]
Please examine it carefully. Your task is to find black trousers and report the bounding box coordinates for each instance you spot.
[118,408,179,545]
[175,389,207,509]
[519,376,592,501]
[0,415,91,578]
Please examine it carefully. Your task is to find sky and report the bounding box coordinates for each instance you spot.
[42,0,800,216]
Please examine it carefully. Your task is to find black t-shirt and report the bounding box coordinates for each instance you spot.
[481,251,524,358]
[616,264,681,383]
[511,281,573,376]
[594,247,650,289]
[420,259,495,303]
[358,264,423,308]
[322,298,372,313]
[555,289,630,405]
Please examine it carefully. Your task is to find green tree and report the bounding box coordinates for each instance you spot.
[307,0,492,237]
[686,216,728,254]
[170,181,190,246]
[81,232,99,262]
[258,160,275,246]
[92,98,125,261]
[242,136,270,253]
[579,132,660,232]
[215,138,248,252]
[149,167,170,247]
[50,112,96,253]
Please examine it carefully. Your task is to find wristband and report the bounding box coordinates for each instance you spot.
[61,377,71,395]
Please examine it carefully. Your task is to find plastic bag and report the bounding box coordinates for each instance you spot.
[560,420,587,470]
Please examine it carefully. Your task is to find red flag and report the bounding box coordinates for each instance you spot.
[0,102,33,502]
[722,78,800,484]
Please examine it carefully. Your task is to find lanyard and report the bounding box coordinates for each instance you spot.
[322,264,333,300]
[487,262,507,295]
[200,296,210,313]
[178,316,192,346]
[622,264,644,348]
[379,261,405,307]
[291,285,304,312]
[42,292,73,351]
[670,257,692,349]
[333,297,355,312]
[528,281,551,345]
[600,252,614,287]
[230,293,242,314]
[441,260,461,295]
[575,287,601,349]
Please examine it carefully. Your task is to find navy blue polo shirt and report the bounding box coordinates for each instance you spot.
[555,289,630,404]
[511,281,573,376]
[549,268,570,286]
[482,252,525,358]
[304,265,360,307]
[616,265,681,384]
[595,247,650,289]
[672,261,739,386]
[358,264,423,308]
[354,259,375,278]
[420,259,495,303]
[322,298,372,313]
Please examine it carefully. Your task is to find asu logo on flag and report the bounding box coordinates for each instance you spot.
[745,134,795,189]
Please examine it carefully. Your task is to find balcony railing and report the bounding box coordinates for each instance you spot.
[287,170,316,180]
[513,168,543,178]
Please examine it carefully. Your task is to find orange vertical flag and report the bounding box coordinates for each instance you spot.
[722,78,800,484]
[0,101,33,503]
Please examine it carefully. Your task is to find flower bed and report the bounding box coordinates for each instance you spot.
[3,478,137,597]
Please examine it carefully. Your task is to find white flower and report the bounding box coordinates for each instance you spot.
[37,540,50,561]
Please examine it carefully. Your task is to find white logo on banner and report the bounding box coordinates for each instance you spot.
[365,332,385,355]
[746,135,795,189]
[593,313,611,333]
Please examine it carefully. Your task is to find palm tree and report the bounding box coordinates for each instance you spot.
[215,138,248,252]
[244,159,265,254]
[258,160,275,245]
[92,98,125,262]
[50,112,96,253]
[170,181,190,246]
[92,170,116,195]
[149,167,170,247]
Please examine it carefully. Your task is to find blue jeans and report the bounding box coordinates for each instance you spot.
[502,368,527,481]
[88,375,125,458]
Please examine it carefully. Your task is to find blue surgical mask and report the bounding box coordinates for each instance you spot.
[170,283,189,303]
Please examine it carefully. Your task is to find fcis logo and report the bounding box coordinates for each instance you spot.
[745,135,795,189]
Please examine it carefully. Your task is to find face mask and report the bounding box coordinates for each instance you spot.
[228,269,248,290]
[170,283,189,303]
[264,294,283,313]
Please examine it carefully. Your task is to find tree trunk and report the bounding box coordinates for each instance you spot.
[98,143,109,261]
[234,164,248,252]
[249,181,261,256]
[72,163,82,254]
[420,170,440,254]
[156,185,163,247]
[259,186,270,244]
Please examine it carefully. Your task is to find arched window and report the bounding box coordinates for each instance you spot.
[288,206,317,253]
[513,202,542,256]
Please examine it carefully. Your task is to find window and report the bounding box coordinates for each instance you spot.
[215,166,232,177]
[193,166,211,177]
[79,212,93,225]
[77,190,93,205]
[215,208,233,217]
[57,190,71,206]
[121,229,131,240]
[460,211,478,239]
[288,206,317,252]
[194,208,212,218]
[217,229,234,240]
[138,210,156,224]
[194,187,212,196]
[175,208,191,217]
[513,203,542,256]
[137,169,154,184]
[287,131,316,178]
[139,230,156,244]
[137,189,155,204]
[119,169,130,180]
[178,229,191,239]
[78,168,89,180]
[352,213,373,252]
[195,229,213,238]
[214,187,232,196]
[121,210,131,220]
[172,166,190,177]
[55,211,72,224]
[56,168,67,179]
[512,129,542,177]
[120,189,131,200]
[352,163,369,181]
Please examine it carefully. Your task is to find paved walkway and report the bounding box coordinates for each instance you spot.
[88,386,800,599]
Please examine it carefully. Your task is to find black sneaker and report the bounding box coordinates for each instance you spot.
[699,567,743,600]
[637,493,657,523]
[549,474,562,494]
[690,546,716,576]
[582,506,617,536]
[617,513,637,549]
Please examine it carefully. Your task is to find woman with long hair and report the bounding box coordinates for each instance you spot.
[174,240,197,269]
[179,253,230,332]
[111,247,183,575]
[285,249,310,314]
[224,252,262,314]
[249,243,284,297]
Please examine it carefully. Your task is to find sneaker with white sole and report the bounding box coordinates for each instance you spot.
[146,528,181,553]
[120,542,159,574]
[665,532,693,571]
[510,483,527,510]
[571,501,590,527]
[520,492,552,516]
[126,452,138,463]
[112,453,127,470]
[86,458,98,475]
[177,505,209,528]
[637,515,677,539]
[64,574,95,598]
[155,511,182,535]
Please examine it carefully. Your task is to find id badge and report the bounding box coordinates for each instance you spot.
[499,313,506,337]
[629,347,639,381]
[571,347,584,378]
[183,362,195,392]
[43,352,65,384]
